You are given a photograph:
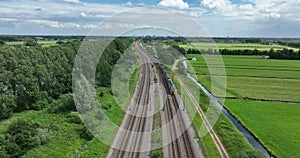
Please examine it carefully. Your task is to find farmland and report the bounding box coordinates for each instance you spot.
[225,100,300,158]
[180,43,299,51]
[187,54,300,157]
[188,55,300,102]
[6,40,59,47]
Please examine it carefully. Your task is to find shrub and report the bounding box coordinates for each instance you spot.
[150,149,163,158]
[4,121,39,156]
[101,103,112,110]
[0,39,5,45]
[34,128,53,145]
[96,110,104,120]
[24,39,38,46]
[31,98,49,110]
[67,112,82,124]
[49,93,76,113]
[79,127,94,141]
[99,91,104,97]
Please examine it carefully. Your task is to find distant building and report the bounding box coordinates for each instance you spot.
[35,37,45,40]
[262,55,270,59]
[188,57,197,61]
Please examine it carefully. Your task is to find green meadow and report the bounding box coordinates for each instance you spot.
[225,100,300,158]
[187,54,300,157]
[188,55,300,102]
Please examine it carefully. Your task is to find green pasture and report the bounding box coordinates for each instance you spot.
[187,54,300,157]
[188,55,300,102]
[225,99,300,158]
[6,40,58,47]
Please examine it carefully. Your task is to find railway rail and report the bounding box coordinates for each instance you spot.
[107,43,153,158]
[108,41,204,158]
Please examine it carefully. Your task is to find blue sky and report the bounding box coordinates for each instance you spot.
[0,0,299,37]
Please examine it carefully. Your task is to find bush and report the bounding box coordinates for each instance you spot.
[96,110,104,120]
[79,127,94,141]
[34,128,53,145]
[49,93,76,113]
[31,98,49,110]
[66,112,82,124]
[4,121,39,157]
[101,103,112,110]
[99,91,104,97]
[0,121,53,157]
[0,39,5,45]
[56,40,65,44]
[150,149,163,158]
[24,39,38,46]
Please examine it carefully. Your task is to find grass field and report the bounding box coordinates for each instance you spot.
[187,54,300,157]
[180,43,298,51]
[225,99,300,158]
[6,40,59,47]
[188,55,300,102]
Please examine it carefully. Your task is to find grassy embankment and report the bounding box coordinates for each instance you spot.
[187,54,300,157]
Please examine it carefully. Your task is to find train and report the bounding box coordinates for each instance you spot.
[167,78,176,95]
[157,63,176,95]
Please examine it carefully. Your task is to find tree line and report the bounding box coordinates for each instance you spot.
[0,37,134,120]
[184,48,300,60]
[0,37,134,157]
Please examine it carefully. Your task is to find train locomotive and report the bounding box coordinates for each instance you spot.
[158,63,176,95]
[167,78,176,95]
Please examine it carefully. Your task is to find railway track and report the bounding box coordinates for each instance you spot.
[108,41,204,158]
[156,63,203,158]
[107,43,153,158]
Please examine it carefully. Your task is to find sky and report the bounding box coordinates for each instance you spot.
[0,0,299,37]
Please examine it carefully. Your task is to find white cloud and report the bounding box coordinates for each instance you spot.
[0,0,299,37]
[80,12,88,17]
[239,4,254,11]
[0,18,18,22]
[61,22,80,28]
[201,0,230,9]
[28,20,80,28]
[83,24,97,29]
[62,0,81,3]
[28,20,60,28]
[158,0,189,9]
[122,2,133,7]
[199,0,285,20]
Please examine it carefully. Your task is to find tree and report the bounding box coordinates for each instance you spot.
[0,94,16,120]
[0,39,5,45]
[24,39,38,46]
[49,93,76,113]
[56,40,65,45]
